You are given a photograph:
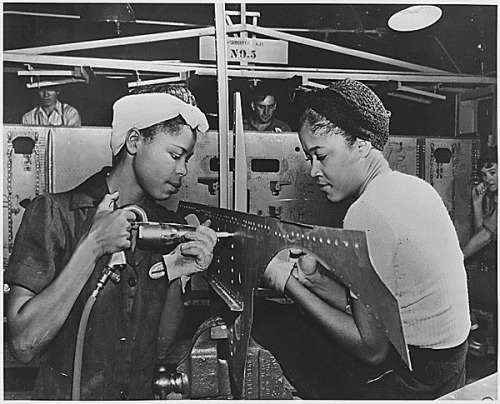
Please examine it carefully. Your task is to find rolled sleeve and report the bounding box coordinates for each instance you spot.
[4,195,66,294]
[64,105,82,127]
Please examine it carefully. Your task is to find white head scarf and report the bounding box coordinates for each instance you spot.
[110,93,209,156]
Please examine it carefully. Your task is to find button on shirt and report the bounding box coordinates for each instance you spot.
[22,100,81,126]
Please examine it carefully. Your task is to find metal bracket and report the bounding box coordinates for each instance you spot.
[270,180,291,196]
[197,177,219,196]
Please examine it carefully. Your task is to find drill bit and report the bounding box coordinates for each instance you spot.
[216,231,235,238]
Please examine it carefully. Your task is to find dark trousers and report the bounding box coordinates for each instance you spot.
[252,300,467,400]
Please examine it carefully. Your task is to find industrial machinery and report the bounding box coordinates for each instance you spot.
[2,124,481,399]
[148,201,407,399]
[2,125,480,269]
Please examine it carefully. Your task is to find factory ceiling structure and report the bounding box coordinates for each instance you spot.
[3,2,497,127]
[4,3,497,79]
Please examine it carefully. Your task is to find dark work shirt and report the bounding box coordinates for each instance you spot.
[5,167,185,400]
[243,118,291,132]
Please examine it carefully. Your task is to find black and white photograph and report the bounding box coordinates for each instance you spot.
[3,2,497,400]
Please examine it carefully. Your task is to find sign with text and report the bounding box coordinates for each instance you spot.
[199,36,288,64]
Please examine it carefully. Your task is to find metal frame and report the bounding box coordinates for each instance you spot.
[7,52,495,86]
[4,9,495,87]
[178,201,410,398]
[4,4,496,208]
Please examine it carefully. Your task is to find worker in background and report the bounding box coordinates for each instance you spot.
[462,146,497,357]
[5,92,217,399]
[255,79,470,400]
[243,84,291,132]
[22,85,81,126]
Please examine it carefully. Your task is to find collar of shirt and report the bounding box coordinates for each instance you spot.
[68,166,163,221]
[35,100,64,119]
[69,167,112,210]
[249,117,277,131]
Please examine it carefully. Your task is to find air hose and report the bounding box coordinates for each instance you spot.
[71,292,97,400]
[71,205,148,400]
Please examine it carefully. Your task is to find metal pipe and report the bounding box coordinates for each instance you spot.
[6,26,215,55]
[245,24,451,74]
[214,3,231,209]
[121,204,148,222]
[6,53,495,86]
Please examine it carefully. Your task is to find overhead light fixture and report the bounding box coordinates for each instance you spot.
[388,5,442,32]
[81,3,136,35]
[386,82,446,104]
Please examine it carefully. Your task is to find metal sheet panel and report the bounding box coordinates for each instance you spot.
[178,201,409,398]
[384,136,420,177]
[244,131,349,227]
[49,126,112,193]
[424,137,480,246]
[163,130,350,228]
[3,125,49,268]
[160,130,220,212]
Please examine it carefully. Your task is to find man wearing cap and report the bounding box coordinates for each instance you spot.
[22,86,82,126]
[256,79,470,399]
[5,93,217,399]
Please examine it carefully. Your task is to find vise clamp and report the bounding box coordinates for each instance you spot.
[152,316,292,399]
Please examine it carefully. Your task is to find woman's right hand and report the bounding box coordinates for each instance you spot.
[88,192,136,257]
[472,182,487,206]
[292,253,322,288]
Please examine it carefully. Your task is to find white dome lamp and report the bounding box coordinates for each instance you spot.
[388,5,442,32]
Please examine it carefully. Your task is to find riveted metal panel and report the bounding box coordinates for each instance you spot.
[49,126,112,193]
[3,125,49,269]
[178,201,408,398]
[424,137,480,246]
[384,135,420,177]
[244,131,349,228]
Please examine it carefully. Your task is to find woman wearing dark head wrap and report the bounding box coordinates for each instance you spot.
[257,79,470,400]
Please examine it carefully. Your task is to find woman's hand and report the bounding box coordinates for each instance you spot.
[292,253,321,288]
[472,182,487,206]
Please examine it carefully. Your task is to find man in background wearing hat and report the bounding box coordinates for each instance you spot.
[5,92,217,399]
[22,85,82,126]
[255,79,470,399]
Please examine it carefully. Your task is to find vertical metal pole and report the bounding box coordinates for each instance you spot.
[234,92,247,212]
[239,2,248,66]
[215,2,231,209]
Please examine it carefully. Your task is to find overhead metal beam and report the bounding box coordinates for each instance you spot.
[3,53,192,74]
[5,26,216,55]
[192,65,495,86]
[243,24,451,75]
[2,8,493,82]
[5,52,495,87]
[26,78,86,89]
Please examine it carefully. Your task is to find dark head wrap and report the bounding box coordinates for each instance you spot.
[300,79,391,151]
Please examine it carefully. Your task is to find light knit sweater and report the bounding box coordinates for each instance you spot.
[344,170,470,349]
